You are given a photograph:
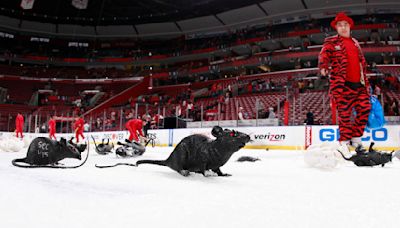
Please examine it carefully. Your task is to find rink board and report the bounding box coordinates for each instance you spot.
[1,125,399,150]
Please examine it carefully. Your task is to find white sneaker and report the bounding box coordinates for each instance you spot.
[350,137,368,153]
[337,140,351,155]
[350,137,363,148]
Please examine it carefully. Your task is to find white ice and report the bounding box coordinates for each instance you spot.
[1,144,400,228]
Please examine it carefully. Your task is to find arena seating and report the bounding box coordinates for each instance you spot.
[0,14,399,131]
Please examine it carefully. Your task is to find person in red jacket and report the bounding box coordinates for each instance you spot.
[48,115,56,140]
[15,112,24,139]
[319,12,371,154]
[125,118,146,142]
[74,115,85,143]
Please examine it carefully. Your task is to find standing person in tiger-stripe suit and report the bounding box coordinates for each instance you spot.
[319,12,371,154]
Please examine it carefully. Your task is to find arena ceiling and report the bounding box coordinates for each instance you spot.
[0,0,399,37]
[0,0,269,25]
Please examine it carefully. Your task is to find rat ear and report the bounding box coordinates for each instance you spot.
[211,126,223,137]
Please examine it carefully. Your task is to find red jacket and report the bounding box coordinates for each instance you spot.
[318,35,369,96]
[74,118,85,130]
[16,114,24,129]
[49,119,56,131]
[125,119,144,137]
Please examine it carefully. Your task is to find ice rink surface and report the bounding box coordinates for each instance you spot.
[1,145,400,228]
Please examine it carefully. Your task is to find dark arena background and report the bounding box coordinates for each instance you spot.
[0,1,400,228]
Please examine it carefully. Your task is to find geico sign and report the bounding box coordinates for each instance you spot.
[319,128,388,141]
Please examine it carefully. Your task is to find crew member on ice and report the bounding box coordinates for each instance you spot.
[74,115,85,143]
[15,112,24,139]
[48,115,57,140]
[125,118,146,142]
